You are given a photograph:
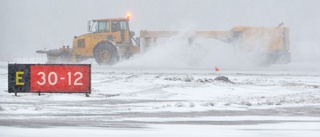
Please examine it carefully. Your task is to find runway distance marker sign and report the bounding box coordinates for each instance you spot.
[8,64,91,96]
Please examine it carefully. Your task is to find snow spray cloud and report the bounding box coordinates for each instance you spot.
[115,29,271,69]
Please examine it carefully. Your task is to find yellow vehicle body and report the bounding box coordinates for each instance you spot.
[232,26,290,51]
[73,18,132,57]
[140,26,290,65]
[37,17,139,65]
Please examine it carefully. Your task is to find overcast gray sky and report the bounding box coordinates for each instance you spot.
[1,0,320,60]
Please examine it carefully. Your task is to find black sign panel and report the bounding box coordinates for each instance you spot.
[8,64,31,93]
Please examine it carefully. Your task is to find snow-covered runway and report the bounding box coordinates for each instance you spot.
[0,64,320,136]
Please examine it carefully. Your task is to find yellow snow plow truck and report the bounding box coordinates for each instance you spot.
[37,17,139,65]
[36,16,290,66]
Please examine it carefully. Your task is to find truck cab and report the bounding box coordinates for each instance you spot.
[72,17,138,65]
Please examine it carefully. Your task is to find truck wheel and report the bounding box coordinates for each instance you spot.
[94,43,119,65]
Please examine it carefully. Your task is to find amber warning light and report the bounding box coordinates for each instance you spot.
[126,13,132,20]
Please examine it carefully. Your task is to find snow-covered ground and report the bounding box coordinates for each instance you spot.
[0,62,320,136]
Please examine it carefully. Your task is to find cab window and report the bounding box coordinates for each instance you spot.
[120,21,128,30]
[96,21,110,32]
[112,21,120,32]
[112,20,128,32]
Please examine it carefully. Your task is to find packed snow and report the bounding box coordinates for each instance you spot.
[1,62,320,136]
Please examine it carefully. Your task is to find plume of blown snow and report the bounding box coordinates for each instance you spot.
[116,31,261,69]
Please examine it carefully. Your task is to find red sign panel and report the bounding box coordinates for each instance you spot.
[30,65,90,92]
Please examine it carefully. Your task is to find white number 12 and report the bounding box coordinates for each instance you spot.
[67,72,83,86]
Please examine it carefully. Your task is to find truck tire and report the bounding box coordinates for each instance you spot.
[94,43,119,65]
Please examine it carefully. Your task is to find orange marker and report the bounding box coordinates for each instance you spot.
[215,67,220,72]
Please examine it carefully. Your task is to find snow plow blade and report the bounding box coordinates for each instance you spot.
[36,48,75,64]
